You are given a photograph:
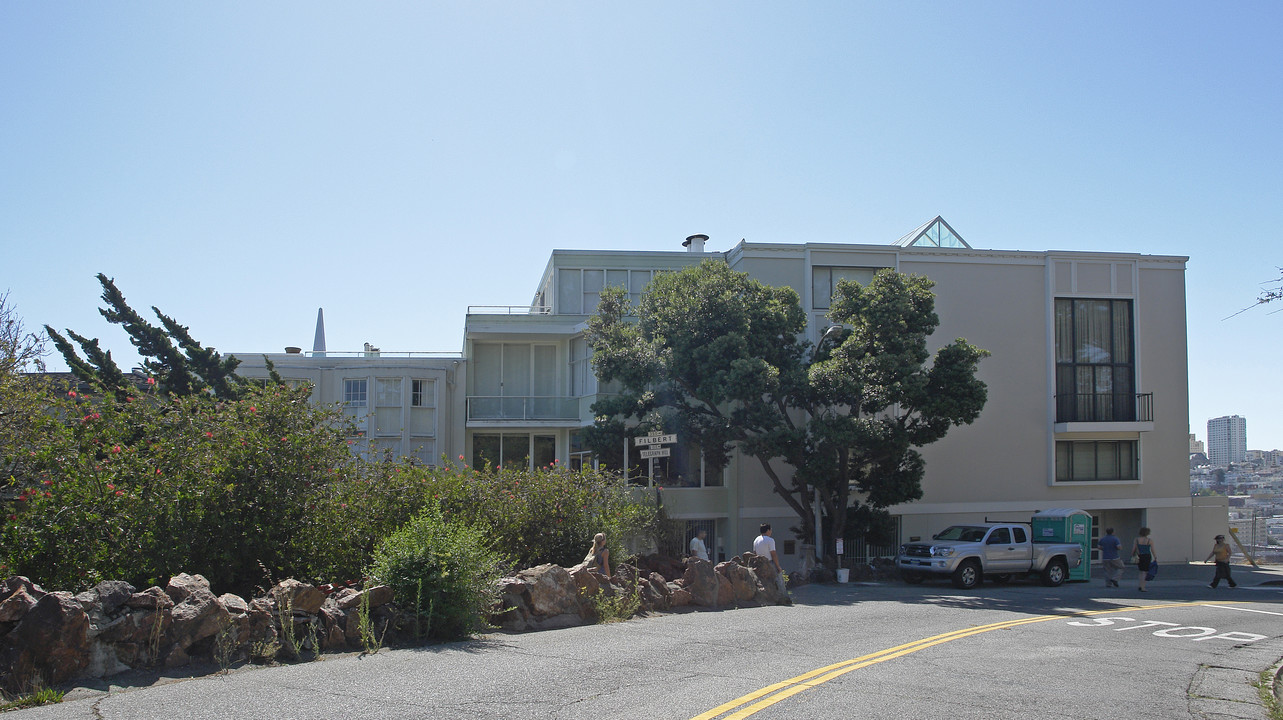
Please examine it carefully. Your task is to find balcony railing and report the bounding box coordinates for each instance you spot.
[466,305,553,315]
[1055,393,1153,424]
[467,396,580,421]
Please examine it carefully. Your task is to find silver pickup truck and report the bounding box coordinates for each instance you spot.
[897,523,1083,589]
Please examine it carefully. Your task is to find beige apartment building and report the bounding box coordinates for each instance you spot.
[238,217,1218,571]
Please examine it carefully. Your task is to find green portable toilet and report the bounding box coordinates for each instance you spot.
[1031,508,1093,582]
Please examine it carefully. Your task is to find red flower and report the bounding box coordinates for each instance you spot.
[107,484,115,490]
[68,390,77,398]
[156,468,162,475]
[42,480,52,486]
[114,490,123,497]
[280,437,287,442]
[112,445,121,453]
[45,492,52,498]
[205,432,213,438]
[146,377,156,386]
[126,396,134,403]
[249,406,256,413]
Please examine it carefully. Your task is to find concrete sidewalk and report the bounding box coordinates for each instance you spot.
[1091,559,1283,587]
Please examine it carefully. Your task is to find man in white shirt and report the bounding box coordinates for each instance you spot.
[689,528,709,561]
[753,523,786,592]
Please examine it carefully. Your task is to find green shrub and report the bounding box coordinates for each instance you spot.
[368,508,505,641]
[1,383,357,594]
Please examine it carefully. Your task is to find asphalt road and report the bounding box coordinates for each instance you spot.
[13,563,1283,720]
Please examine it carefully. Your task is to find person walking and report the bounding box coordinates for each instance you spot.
[689,528,710,561]
[1099,527,1124,587]
[1205,534,1238,588]
[1132,527,1156,592]
[753,523,786,593]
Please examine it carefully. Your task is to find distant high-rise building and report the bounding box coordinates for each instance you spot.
[1207,415,1247,466]
[1189,433,1205,455]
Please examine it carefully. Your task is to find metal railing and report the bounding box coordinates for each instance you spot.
[1054,392,1153,423]
[466,305,553,316]
[466,396,580,421]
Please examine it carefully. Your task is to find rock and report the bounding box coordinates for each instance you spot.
[336,585,393,611]
[668,584,692,608]
[0,591,91,689]
[681,559,721,607]
[568,565,601,598]
[716,561,759,603]
[270,579,324,615]
[165,573,211,603]
[319,602,346,650]
[0,577,45,605]
[168,588,230,655]
[98,609,165,646]
[219,593,249,616]
[742,553,789,605]
[89,581,136,616]
[331,587,358,608]
[0,587,39,624]
[516,564,579,618]
[127,586,173,611]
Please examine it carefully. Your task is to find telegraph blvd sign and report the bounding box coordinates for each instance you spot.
[639,447,671,459]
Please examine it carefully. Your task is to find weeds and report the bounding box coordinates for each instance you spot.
[1254,667,1283,720]
[147,607,165,664]
[214,620,237,675]
[275,595,297,660]
[357,589,385,655]
[249,639,280,665]
[0,687,65,711]
[591,576,641,623]
[305,618,320,660]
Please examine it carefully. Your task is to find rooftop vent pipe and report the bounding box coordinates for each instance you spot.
[683,234,708,253]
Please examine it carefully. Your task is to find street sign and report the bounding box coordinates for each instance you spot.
[634,434,677,446]
[639,447,671,459]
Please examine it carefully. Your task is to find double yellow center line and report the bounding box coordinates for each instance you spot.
[692,601,1221,720]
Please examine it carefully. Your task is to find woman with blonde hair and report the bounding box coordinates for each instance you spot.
[584,532,611,576]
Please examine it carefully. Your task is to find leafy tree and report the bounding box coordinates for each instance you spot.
[0,293,58,497]
[46,274,247,399]
[586,260,989,554]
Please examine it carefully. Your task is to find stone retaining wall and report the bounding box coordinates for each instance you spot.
[0,552,790,692]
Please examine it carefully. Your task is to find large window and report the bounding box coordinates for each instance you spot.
[471,342,563,419]
[569,337,595,397]
[557,268,654,314]
[409,378,435,436]
[811,267,882,310]
[374,378,401,436]
[1055,440,1139,482]
[1054,299,1135,422]
[472,433,556,470]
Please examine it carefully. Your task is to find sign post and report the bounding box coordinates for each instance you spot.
[634,431,677,486]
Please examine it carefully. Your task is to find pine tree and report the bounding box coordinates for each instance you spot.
[47,274,248,399]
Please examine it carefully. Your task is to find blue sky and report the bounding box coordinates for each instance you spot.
[3,2,1280,449]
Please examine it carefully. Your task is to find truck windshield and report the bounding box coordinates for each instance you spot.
[932,526,990,542]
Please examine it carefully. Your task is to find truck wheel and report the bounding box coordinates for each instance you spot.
[988,574,1012,584]
[902,572,925,585]
[951,560,982,590]
[1041,559,1068,587]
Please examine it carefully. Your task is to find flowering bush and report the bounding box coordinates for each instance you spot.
[1,383,357,594]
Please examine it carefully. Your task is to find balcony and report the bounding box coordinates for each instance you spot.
[1054,392,1154,433]
[467,396,582,426]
